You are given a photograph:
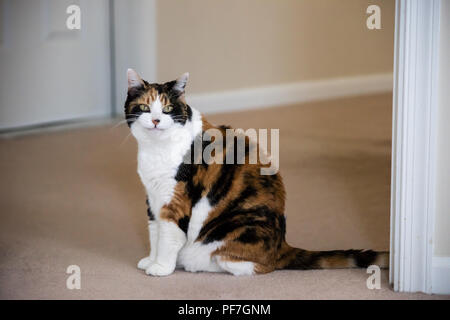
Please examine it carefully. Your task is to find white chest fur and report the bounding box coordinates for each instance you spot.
[137,147,180,217]
[134,109,202,218]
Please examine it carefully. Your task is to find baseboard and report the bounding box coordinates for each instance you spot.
[432,257,450,294]
[0,116,115,138]
[187,73,393,114]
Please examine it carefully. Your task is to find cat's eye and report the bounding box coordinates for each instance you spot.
[163,105,173,113]
[139,104,150,112]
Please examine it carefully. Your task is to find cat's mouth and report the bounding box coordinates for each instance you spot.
[145,126,164,131]
[138,122,163,131]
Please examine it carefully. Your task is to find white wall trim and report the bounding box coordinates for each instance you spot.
[390,0,441,294]
[187,73,393,114]
[432,257,450,294]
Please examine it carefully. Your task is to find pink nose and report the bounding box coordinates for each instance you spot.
[152,119,160,126]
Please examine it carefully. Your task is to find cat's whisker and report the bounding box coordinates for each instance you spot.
[110,120,130,129]
[110,117,140,128]
[119,131,133,146]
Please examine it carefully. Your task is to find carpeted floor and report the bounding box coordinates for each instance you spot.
[0,93,448,299]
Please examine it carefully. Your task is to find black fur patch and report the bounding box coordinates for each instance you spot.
[146,198,155,221]
[187,179,204,208]
[175,156,204,208]
[235,227,259,244]
[207,164,237,206]
[175,135,212,207]
[354,250,377,268]
[175,162,198,182]
[186,104,193,121]
[284,249,378,270]
[284,249,320,270]
[178,216,190,234]
[124,85,147,127]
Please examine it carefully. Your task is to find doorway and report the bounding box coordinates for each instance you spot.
[0,0,112,130]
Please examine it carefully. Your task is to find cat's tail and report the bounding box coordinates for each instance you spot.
[276,244,389,270]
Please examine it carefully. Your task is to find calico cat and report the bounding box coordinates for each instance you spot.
[124,69,388,276]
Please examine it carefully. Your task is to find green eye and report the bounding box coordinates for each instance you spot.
[163,105,173,113]
[139,104,150,112]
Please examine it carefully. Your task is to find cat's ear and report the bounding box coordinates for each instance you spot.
[127,68,144,89]
[172,72,189,94]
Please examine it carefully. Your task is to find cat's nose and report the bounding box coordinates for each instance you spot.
[152,119,160,126]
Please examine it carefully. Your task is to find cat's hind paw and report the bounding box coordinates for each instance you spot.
[137,256,154,270]
[145,262,175,277]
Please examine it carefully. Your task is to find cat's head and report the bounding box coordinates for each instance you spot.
[124,69,192,139]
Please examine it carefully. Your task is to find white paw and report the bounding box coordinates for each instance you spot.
[145,262,175,277]
[137,256,154,270]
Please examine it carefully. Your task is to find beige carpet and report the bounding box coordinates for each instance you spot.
[0,93,448,299]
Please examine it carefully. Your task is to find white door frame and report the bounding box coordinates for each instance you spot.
[111,0,157,115]
[390,0,441,293]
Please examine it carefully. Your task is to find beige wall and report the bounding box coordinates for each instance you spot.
[434,0,450,257]
[156,0,395,94]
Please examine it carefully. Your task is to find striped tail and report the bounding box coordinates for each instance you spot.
[276,245,389,270]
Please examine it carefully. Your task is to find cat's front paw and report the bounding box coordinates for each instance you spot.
[137,256,154,270]
[145,262,175,277]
